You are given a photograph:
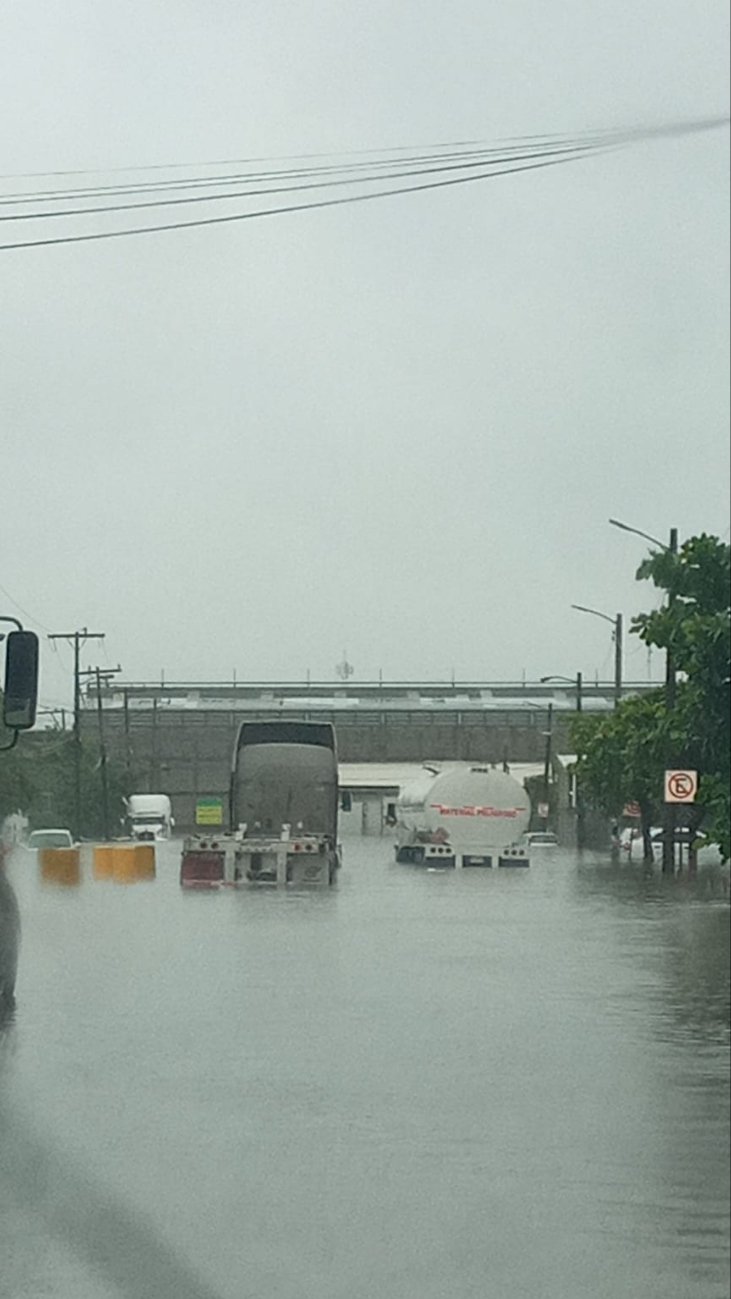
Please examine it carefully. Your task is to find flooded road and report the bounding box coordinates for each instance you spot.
[1,840,729,1299]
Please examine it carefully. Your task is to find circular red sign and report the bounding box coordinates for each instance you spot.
[668,771,695,800]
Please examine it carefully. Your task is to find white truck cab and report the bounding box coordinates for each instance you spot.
[127,795,174,842]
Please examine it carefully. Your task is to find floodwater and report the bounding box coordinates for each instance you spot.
[1,839,729,1299]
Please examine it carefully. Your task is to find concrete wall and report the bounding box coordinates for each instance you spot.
[86,705,570,833]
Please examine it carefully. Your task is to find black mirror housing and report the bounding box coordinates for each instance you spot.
[3,630,39,730]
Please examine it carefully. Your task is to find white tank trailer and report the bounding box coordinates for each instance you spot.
[395,766,531,867]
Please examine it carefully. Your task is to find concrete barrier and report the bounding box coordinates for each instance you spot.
[92,843,156,884]
[39,847,81,887]
[130,844,156,882]
[92,845,116,880]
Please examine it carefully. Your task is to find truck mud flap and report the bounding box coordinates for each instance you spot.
[180,850,225,888]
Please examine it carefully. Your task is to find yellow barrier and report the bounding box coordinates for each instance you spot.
[92,843,156,884]
[92,845,116,880]
[39,847,81,887]
[131,844,156,881]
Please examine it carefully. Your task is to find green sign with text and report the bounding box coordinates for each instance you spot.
[195,798,223,826]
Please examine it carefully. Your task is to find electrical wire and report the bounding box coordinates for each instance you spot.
[0,137,590,205]
[0,148,613,253]
[0,128,584,182]
[0,115,725,254]
[0,116,724,202]
[0,580,54,634]
[0,140,600,224]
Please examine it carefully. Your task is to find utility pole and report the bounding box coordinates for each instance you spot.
[663,528,679,874]
[151,694,159,789]
[48,628,105,840]
[542,703,553,829]
[123,688,132,785]
[81,665,121,842]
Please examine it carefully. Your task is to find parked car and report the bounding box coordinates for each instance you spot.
[524,831,559,848]
[26,829,74,851]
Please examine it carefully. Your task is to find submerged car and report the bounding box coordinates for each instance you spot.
[524,831,559,848]
[26,829,74,851]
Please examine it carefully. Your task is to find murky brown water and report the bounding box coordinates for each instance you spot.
[1,840,729,1298]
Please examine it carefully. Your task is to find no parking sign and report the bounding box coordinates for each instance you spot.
[664,770,698,803]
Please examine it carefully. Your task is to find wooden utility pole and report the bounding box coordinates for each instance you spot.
[123,688,132,785]
[84,666,121,841]
[151,694,159,789]
[48,628,105,840]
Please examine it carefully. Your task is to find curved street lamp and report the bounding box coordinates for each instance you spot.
[540,673,583,712]
[608,518,679,873]
[571,606,622,707]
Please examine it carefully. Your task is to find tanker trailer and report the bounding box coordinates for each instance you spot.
[395,766,530,867]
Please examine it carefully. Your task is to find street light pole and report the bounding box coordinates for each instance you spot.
[608,519,679,874]
[614,613,623,707]
[662,528,679,874]
[540,673,583,712]
[571,606,623,706]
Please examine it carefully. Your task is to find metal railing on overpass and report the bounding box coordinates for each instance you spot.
[86,678,662,706]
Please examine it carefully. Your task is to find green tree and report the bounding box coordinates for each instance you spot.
[0,728,134,840]
[572,533,731,861]
[572,693,667,859]
[634,534,730,859]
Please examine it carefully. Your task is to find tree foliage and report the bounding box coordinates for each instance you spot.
[572,533,731,860]
[0,728,134,840]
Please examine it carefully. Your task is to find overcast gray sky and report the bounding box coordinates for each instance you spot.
[1,1,729,708]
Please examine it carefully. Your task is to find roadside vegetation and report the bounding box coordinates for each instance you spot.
[0,728,134,840]
[572,534,731,860]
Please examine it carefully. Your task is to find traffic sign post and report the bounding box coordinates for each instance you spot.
[664,770,698,804]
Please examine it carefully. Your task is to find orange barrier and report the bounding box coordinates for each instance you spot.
[92,845,116,880]
[91,843,157,884]
[39,847,81,887]
[130,844,155,882]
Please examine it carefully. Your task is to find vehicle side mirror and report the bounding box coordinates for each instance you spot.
[3,630,39,730]
[341,792,352,812]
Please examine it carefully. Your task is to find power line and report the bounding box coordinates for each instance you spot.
[0,138,589,206]
[0,140,599,224]
[0,114,724,254]
[0,113,721,192]
[1,113,724,184]
[0,128,584,182]
[0,580,54,634]
[0,148,613,253]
